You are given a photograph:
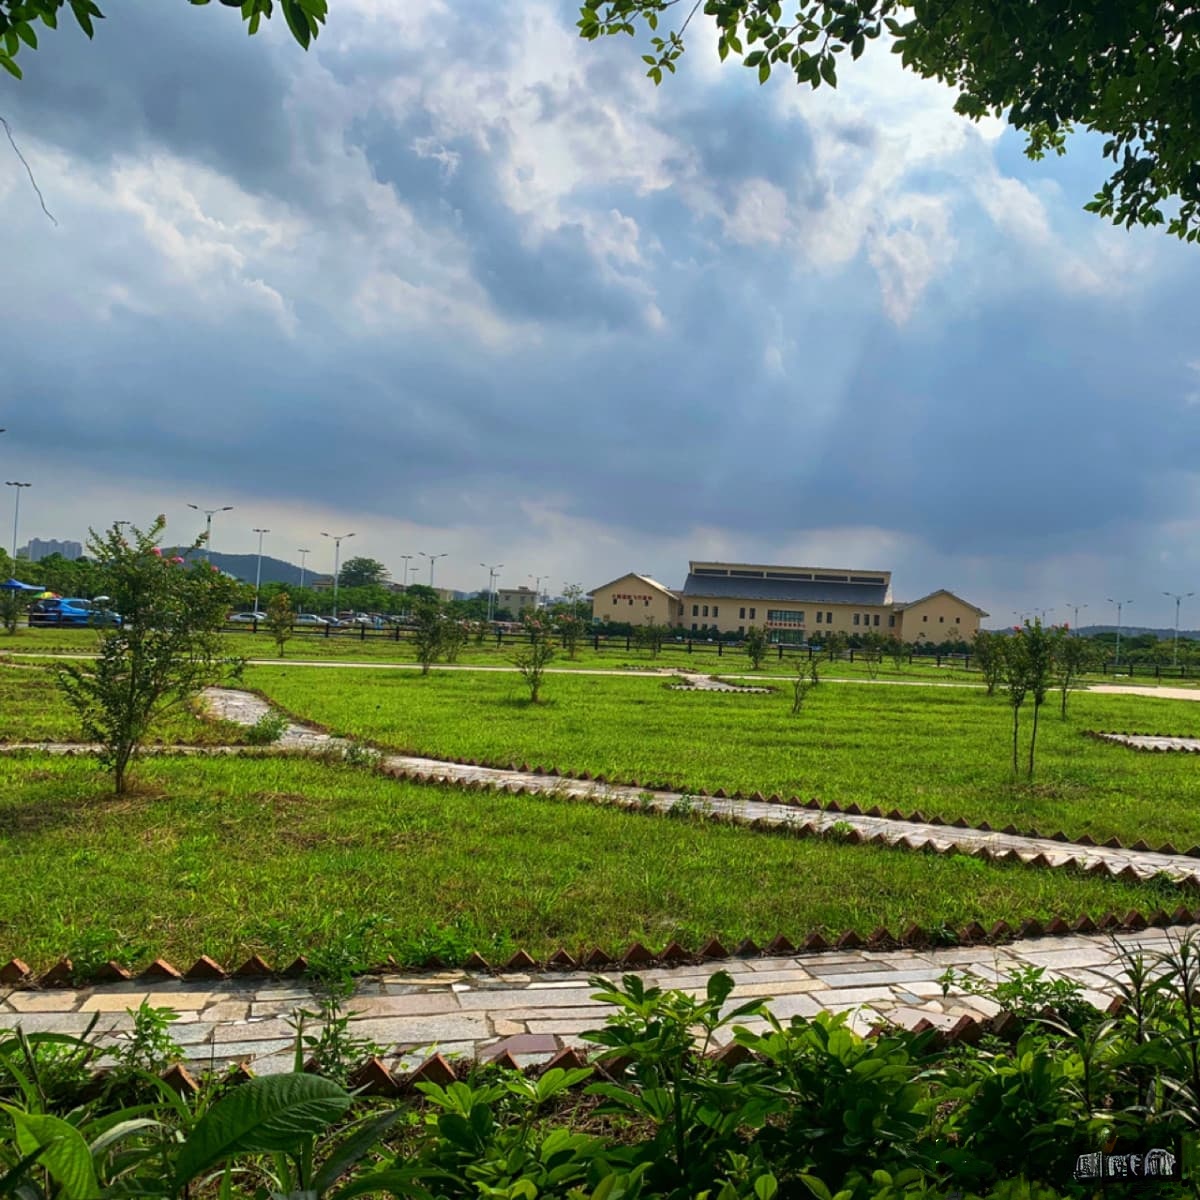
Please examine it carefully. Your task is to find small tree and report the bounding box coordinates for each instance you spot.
[556,612,586,660]
[634,620,669,658]
[0,588,30,635]
[999,630,1030,777]
[973,630,1005,696]
[412,596,443,676]
[744,625,769,670]
[1055,628,1098,719]
[823,631,848,672]
[1023,620,1056,778]
[265,591,294,658]
[57,517,242,794]
[860,632,885,680]
[791,659,813,714]
[513,616,556,702]
[887,636,905,672]
[441,618,468,663]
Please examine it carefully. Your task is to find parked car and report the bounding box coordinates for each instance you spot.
[28,597,121,627]
[228,611,268,624]
[293,613,329,626]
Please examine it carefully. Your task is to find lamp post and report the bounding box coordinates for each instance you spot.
[1067,602,1087,634]
[297,548,310,614]
[322,531,355,619]
[1163,591,1195,669]
[1037,608,1054,625]
[187,503,233,557]
[400,555,413,588]
[1106,597,1133,667]
[529,574,547,610]
[5,481,30,560]
[420,551,447,589]
[252,528,270,615]
[481,562,503,621]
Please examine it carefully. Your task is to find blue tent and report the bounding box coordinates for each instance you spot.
[0,578,43,591]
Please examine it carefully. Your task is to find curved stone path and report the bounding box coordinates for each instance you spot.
[194,688,1200,887]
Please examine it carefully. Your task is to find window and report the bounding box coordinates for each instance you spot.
[612,597,617,606]
[767,610,805,625]
[738,625,745,635]
[692,605,699,617]
[713,606,719,617]
[816,611,823,624]
[873,614,880,626]
[826,612,832,623]
[628,598,633,605]
[955,617,961,624]
[703,605,709,617]
[922,615,928,622]
[939,616,944,623]
[888,615,895,627]
[853,614,860,626]
[749,608,756,619]
[739,607,746,619]
[644,599,650,606]
[691,622,697,631]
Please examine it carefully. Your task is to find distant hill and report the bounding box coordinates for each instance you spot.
[1076,625,1200,639]
[170,549,326,587]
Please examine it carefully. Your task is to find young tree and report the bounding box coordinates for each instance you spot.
[860,631,885,680]
[822,630,848,673]
[581,0,1200,241]
[265,591,294,658]
[886,636,906,672]
[972,629,1005,696]
[440,618,468,663]
[0,586,32,634]
[999,630,1030,777]
[1055,630,1099,719]
[744,625,769,670]
[57,517,242,795]
[635,620,670,658]
[791,658,813,715]
[1022,620,1056,779]
[555,612,586,660]
[411,596,443,676]
[513,615,556,703]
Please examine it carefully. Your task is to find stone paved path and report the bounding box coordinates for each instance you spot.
[1,928,1190,1075]
[1096,732,1200,752]
[193,689,1200,886]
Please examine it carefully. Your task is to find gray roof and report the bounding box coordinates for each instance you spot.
[681,574,889,606]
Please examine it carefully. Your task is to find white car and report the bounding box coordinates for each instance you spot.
[293,613,329,626]
[228,611,267,624]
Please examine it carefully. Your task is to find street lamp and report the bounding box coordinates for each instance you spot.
[186,503,234,557]
[297,549,310,613]
[400,554,413,587]
[529,574,547,610]
[1106,597,1133,667]
[252,528,270,615]
[5,481,30,560]
[1163,591,1195,669]
[1037,608,1055,624]
[481,562,503,621]
[1067,602,1087,634]
[420,551,447,589]
[322,531,355,619]
[564,581,583,620]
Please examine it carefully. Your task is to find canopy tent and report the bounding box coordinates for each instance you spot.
[1,578,43,592]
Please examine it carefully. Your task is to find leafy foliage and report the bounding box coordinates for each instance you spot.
[265,589,294,658]
[744,625,769,670]
[579,0,1200,240]
[56,517,243,793]
[337,556,390,589]
[0,0,326,79]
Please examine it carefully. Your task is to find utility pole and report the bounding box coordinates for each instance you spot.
[187,503,233,557]
[297,549,310,613]
[5,481,31,560]
[252,528,270,614]
[322,531,355,619]
[1107,597,1133,667]
[1163,591,1195,669]
[481,562,503,621]
[1067,602,1087,634]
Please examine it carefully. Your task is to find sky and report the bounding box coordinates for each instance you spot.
[0,0,1197,625]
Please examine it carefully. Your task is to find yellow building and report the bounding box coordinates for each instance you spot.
[589,561,987,642]
[497,586,539,616]
[587,572,682,627]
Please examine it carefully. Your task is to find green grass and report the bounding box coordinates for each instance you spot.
[245,667,1200,848]
[0,663,248,746]
[0,752,1189,975]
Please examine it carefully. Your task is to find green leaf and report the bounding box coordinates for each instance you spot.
[311,1109,402,1195]
[4,1108,101,1200]
[175,1072,352,1186]
[754,1174,779,1200]
[0,53,21,78]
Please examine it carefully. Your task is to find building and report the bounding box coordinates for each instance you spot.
[586,572,683,628]
[589,560,988,642]
[496,586,540,616]
[20,538,83,562]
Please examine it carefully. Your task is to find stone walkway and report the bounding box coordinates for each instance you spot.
[192,689,1200,884]
[1095,732,1200,753]
[1,928,1189,1076]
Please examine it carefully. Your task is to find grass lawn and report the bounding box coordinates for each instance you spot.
[0,663,248,746]
[0,753,1189,976]
[246,667,1200,848]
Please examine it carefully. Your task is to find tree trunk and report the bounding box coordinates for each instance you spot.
[1028,701,1041,779]
[1011,707,1020,775]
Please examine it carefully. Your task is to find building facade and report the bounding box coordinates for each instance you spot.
[497,586,540,616]
[589,561,987,642]
[20,538,83,562]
